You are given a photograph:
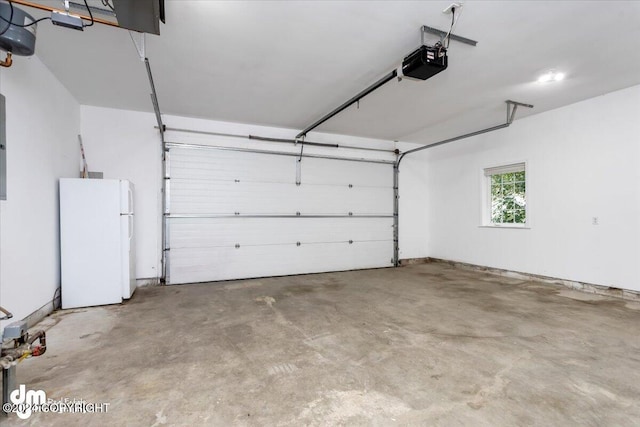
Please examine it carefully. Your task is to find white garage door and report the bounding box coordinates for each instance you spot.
[165,143,394,284]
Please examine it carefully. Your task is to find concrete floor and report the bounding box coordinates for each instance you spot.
[5,262,640,426]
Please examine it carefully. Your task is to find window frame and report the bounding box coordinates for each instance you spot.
[481,161,530,229]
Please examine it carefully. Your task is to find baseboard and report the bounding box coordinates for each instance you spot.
[136,277,161,288]
[398,257,431,266]
[414,257,640,302]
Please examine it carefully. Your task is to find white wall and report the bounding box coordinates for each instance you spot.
[396,150,429,260]
[80,107,162,281]
[410,85,640,291]
[79,106,398,283]
[0,56,80,328]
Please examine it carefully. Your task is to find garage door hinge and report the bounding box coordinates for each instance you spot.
[296,242,301,246]
[235,244,240,249]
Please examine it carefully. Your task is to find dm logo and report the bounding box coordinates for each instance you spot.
[10,384,46,419]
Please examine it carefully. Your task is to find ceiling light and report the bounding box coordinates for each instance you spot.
[537,71,565,83]
[538,73,552,83]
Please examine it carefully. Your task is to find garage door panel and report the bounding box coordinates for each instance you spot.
[171,149,296,182]
[171,149,392,188]
[167,144,395,284]
[302,158,391,187]
[169,218,393,248]
[169,240,393,284]
[169,180,392,215]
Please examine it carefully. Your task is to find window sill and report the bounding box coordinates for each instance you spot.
[479,225,531,229]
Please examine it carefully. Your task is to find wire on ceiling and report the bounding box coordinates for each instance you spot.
[444,7,455,48]
[431,6,458,57]
[443,6,463,49]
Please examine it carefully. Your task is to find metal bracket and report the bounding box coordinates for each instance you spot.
[421,25,478,47]
[506,100,534,125]
[129,31,146,62]
[296,157,302,186]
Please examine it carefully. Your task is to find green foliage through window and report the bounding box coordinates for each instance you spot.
[490,170,526,224]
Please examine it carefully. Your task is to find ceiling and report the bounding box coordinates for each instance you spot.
[18,1,640,144]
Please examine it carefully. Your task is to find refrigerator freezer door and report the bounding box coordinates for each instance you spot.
[120,214,136,299]
[120,181,137,299]
[60,178,123,308]
[120,180,133,214]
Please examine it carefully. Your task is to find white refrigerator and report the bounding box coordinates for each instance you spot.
[60,178,136,309]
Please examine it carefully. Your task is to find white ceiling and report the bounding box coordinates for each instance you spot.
[22,1,640,144]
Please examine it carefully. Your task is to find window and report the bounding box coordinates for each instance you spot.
[484,163,526,226]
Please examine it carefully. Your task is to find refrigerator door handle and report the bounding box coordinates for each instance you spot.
[128,186,133,213]
[128,214,133,241]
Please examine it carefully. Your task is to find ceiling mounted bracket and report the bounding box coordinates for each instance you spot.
[129,31,146,61]
[421,25,477,47]
[506,100,534,125]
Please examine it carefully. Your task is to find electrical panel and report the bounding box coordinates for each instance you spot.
[1,94,6,200]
